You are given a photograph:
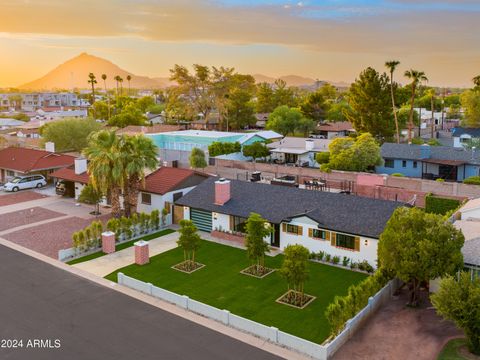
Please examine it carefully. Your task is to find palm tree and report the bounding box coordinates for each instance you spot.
[404,69,428,143]
[426,88,436,139]
[114,75,121,97]
[83,130,124,218]
[118,76,124,96]
[122,135,158,215]
[385,60,401,143]
[101,74,110,121]
[126,75,132,96]
[88,73,97,105]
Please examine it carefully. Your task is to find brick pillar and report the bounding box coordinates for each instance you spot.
[102,231,116,254]
[134,240,149,265]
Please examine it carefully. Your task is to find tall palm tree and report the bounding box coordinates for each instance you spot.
[101,74,110,121]
[385,60,401,143]
[83,130,124,218]
[122,135,158,216]
[404,69,428,143]
[118,76,124,96]
[114,75,121,97]
[88,73,97,105]
[126,75,132,96]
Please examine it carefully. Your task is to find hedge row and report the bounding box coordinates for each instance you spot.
[425,194,461,215]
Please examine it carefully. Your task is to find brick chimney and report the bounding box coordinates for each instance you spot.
[214,178,231,205]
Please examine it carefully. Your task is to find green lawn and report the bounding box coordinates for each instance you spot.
[105,240,367,343]
[438,338,472,360]
[67,229,175,265]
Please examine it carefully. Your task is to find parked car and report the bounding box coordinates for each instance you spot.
[3,175,47,192]
[55,180,75,197]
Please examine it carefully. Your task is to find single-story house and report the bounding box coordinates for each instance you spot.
[175,177,405,268]
[315,121,355,139]
[254,113,270,129]
[376,143,480,181]
[267,137,331,167]
[454,198,480,277]
[0,118,25,130]
[452,127,480,148]
[0,146,75,183]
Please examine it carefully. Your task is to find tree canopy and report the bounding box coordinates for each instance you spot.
[242,141,270,161]
[266,105,306,136]
[244,213,271,274]
[189,147,207,170]
[461,90,480,127]
[41,117,101,152]
[208,141,241,157]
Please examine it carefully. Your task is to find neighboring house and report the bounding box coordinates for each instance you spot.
[454,198,480,277]
[16,128,41,139]
[267,137,331,167]
[190,118,221,131]
[116,124,183,136]
[0,118,25,130]
[452,127,480,148]
[376,143,480,181]
[49,158,90,199]
[254,113,270,129]
[0,146,75,183]
[315,121,355,139]
[146,113,166,125]
[176,177,404,268]
[0,92,87,111]
[137,167,209,225]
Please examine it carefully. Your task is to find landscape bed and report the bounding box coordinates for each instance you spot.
[105,239,367,343]
[67,229,175,265]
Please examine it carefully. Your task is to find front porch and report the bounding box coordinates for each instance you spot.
[421,159,466,181]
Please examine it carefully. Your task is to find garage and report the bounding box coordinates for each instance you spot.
[190,208,212,232]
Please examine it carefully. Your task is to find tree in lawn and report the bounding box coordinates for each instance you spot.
[378,207,464,307]
[189,147,207,171]
[431,272,480,355]
[244,213,272,276]
[176,220,202,272]
[242,142,270,162]
[279,244,310,307]
[78,184,103,216]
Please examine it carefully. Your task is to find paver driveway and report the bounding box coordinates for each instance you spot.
[0,190,48,206]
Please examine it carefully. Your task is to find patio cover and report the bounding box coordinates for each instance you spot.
[422,159,466,166]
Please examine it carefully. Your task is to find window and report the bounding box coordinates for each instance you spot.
[413,161,417,169]
[283,223,302,235]
[335,233,356,250]
[402,160,407,168]
[232,216,248,233]
[384,159,394,168]
[164,201,171,214]
[6,170,15,177]
[141,193,151,205]
[311,229,327,240]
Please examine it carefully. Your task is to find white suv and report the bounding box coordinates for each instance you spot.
[4,175,47,192]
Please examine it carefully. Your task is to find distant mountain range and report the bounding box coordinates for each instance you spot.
[18,53,349,90]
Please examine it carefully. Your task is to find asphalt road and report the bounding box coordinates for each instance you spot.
[0,244,281,360]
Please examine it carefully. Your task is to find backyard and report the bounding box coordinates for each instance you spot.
[105,239,367,343]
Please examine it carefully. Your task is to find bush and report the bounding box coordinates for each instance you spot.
[350,262,358,269]
[427,138,442,146]
[391,173,404,177]
[358,260,374,273]
[332,256,340,264]
[320,163,331,173]
[315,152,330,164]
[316,251,325,261]
[425,194,461,215]
[436,178,445,182]
[411,137,424,145]
[325,253,332,262]
[464,176,480,185]
[342,256,350,267]
[309,251,317,259]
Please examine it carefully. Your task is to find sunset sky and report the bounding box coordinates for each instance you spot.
[0,0,479,88]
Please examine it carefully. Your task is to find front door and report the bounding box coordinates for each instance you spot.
[271,224,280,247]
[173,205,184,224]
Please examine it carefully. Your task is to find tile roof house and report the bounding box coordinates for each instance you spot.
[376,143,480,181]
[176,177,405,268]
[315,121,355,139]
[0,146,75,182]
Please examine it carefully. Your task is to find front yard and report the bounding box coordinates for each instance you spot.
[105,240,367,343]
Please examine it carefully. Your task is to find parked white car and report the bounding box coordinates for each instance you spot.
[3,175,47,192]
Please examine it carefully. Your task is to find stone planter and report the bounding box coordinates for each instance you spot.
[211,230,245,245]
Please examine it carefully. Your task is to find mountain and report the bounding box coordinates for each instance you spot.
[253,74,349,88]
[19,53,174,90]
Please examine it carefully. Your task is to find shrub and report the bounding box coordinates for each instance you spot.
[320,163,331,173]
[436,178,445,182]
[464,176,480,185]
[391,173,404,177]
[425,194,461,215]
[350,262,358,269]
[309,251,317,260]
[342,256,350,267]
[332,256,340,264]
[325,253,332,262]
[315,152,330,164]
[358,260,374,273]
[317,251,325,261]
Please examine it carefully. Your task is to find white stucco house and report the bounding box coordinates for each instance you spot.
[267,137,331,168]
[176,177,404,268]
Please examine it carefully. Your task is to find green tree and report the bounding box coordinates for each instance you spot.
[189,147,207,170]
[346,67,394,141]
[177,219,202,271]
[78,184,103,216]
[385,60,401,143]
[91,101,112,120]
[273,79,297,108]
[244,213,272,275]
[255,82,275,113]
[208,142,241,157]
[315,152,330,164]
[296,117,316,137]
[224,88,256,130]
[326,101,350,122]
[279,244,310,306]
[326,133,382,172]
[83,130,124,217]
[266,105,303,136]
[126,75,132,95]
[404,69,428,143]
[318,83,337,101]
[461,90,480,127]
[108,103,146,128]
[41,117,101,152]
[431,272,480,355]
[136,96,155,113]
[300,91,328,122]
[101,74,111,121]
[378,207,464,306]
[242,142,270,162]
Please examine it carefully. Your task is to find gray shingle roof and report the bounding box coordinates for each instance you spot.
[452,127,480,138]
[463,237,480,267]
[176,177,405,238]
[380,143,480,165]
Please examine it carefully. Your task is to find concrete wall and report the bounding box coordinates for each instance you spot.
[376,159,422,178]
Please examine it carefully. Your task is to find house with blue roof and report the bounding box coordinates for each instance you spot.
[375,143,480,181]
[452,127,480,148]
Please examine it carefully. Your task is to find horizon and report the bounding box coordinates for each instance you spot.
[0,0,479,88]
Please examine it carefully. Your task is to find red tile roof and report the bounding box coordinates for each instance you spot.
[49,167,90,184]
[142,167,208,195]
[0,147,75,173]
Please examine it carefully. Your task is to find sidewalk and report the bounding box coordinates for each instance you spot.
[72,231,180,277]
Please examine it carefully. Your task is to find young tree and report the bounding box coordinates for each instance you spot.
[189,147,207,170]
[78,184,103,216]
[244,213,271,274]
[346,67,394,141]
[242,142,270,162]
[177,219,202,271]
[41,117,101,152]
[378,207,464,306]
[431,272,480,355]
[279,244,310,306]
